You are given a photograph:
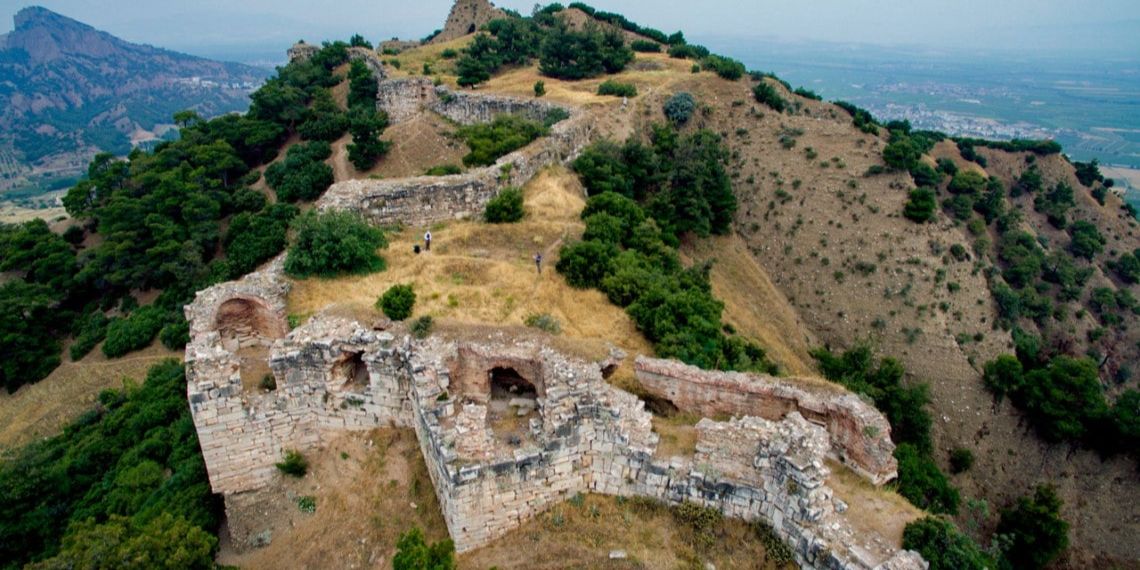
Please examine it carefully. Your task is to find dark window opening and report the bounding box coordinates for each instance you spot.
[489,367,537,400]
[467,23,476,34]
[332,351,369,390]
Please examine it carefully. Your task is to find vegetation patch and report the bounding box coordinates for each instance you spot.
[284,210,389,278]
[456,115,548,167]
[379,283,417,321]
[596,80,638,97]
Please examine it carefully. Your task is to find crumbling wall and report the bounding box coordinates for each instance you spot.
[316,101,594,228]
[186,315,411,495]
[185,256,290,340]
[429,87,568,125]
[377,78,438,123]
[635,356,898,485]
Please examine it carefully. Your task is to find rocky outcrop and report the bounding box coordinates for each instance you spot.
[431,0,506,44]
[635,356,898,485]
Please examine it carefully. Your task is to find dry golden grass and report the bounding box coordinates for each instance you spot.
[825,459,923,549]
[682,234,818,376]
[0,341,181,450]
[217,428,450,569]
[460,493,795,570]
[651,412,701,458]
[0,203,66,224]
[287,166,655,383]
[383,36,473,85]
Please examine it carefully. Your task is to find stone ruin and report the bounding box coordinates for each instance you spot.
[181,41,928,569]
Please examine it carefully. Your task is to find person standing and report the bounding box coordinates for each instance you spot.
[534,252,543,274]
[424,230,432,252]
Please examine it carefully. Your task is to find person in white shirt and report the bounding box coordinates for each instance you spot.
[424,231,432,252]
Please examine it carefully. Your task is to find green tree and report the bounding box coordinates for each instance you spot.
[1068,220,1105,260]
[284,211,388,278]
[484,187,525,223]
[0,281,64,392]
[903,188,937,223]
[378,284,416,321]
[948,170,986,195]
[392,527,455,570]
[902,517,992,570]
[456,115,547,167]
[882,137,920,170]
[346,108,393,171]
[995,485,1069,570]
[27,514,216,570]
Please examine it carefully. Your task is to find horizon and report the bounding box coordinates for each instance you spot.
[2,0,1138,64]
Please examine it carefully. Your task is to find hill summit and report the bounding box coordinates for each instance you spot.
[0,6,267,198]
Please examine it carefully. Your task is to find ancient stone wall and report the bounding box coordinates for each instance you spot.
[635,357,898,485]
[316,95,594,228]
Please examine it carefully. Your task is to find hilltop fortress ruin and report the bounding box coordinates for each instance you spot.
[183,32,928,570]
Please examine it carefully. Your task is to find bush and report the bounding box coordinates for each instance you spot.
[882,137,920,170]
[557,240,619,288]
[70,312,109,361]
[441,48,458,59]
[456,115,548,167]
[752,81,787,112]
[1069,220,1105,259]
[425,164,462,176]
[410,315,434,339]
[996,485,1069,570]
[597,80,638,97]
[378,284,416,321]
[103,305,170,358]
[663,92,696,125]
[284,210,388,278]
[902,517,992,570]
[484,187,525,223]
[159,318,190,350]
[276,449,309,477]
[903,188,937,223]
[701,54,745,80]
[534,80,546,97]
[265,141,335,202]
[949,448,975,474]
[630,39,661,52]
[896,443,960,514]
[524,313,562,334]
[393,527,456,570]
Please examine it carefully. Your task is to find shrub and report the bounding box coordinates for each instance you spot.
[701,54,745,80]
[524,313,562,334]
[896,443,960,514]
[597,80,638,97]
[441,48,458,59]
[1068,220,1105,259]
[484,187,525,223]
[284,210,388,278]
[752,81,787,112]
[882,137,920,170]
[456,115,548,167]
[425,164,462,176]
[102,305,170,358]
[630,39,661,52]
[70,312,109,361]
[903,188,937,223]
[393,527,456,570]
[557,240,619,288]
[996,485,1069,570]
[663,92,696,125]
[410,315,434,339]
[265,141,335,202]
[937,157,959,176]
[539,22,632,79]
[378,284,416,321]
[276,449,309,477]
[159,318,190,350]
[902,517,992,570]
[949,448,975,474]
[534,80,546,97]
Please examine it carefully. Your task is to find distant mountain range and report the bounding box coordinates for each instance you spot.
[0,6,269,200]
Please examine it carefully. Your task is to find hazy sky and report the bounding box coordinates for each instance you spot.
[2,0,1138,60]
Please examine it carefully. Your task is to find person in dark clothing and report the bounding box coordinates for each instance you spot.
[534,252,543,274]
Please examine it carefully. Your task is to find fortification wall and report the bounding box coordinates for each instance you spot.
[635,357,898,486]
[316,96,594,228]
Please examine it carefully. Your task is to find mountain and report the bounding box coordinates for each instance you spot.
[0,6,269,198]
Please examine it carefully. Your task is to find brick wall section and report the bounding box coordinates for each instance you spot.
[634,356,898,486]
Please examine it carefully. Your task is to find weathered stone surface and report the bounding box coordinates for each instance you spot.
[635,356,898,485]
[183,54,926,569]
[431,0,506,44]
